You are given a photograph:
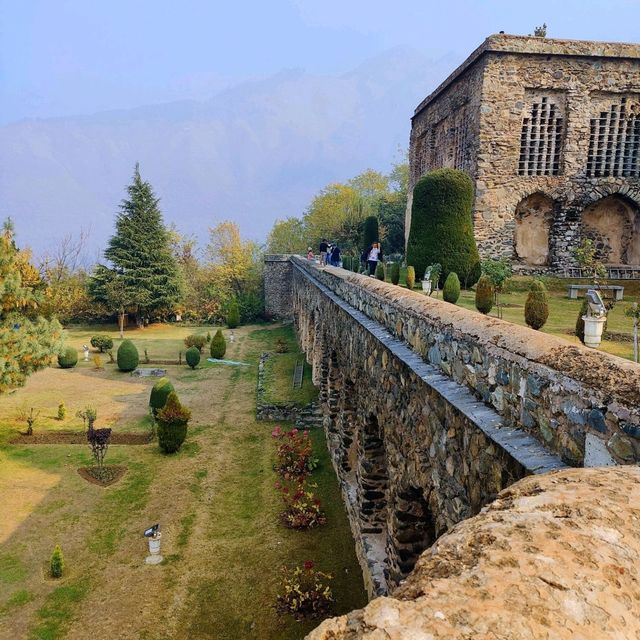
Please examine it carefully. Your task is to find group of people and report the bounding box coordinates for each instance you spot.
[308,239,382,275]
[314,239,341,266]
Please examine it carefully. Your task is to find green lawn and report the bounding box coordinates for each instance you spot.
[386,270,640,362]
[252,325,318,406]
[0,322,365,640]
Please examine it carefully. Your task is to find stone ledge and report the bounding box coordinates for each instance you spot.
[308,466,640,639]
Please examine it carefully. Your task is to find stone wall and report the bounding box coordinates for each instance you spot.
[292,258,640,468]
[290,258,566,597]
[408,34,640,272]
[264,255,293,320]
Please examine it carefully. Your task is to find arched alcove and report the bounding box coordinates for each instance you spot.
[582,195,640,265]
[514,193,554,265]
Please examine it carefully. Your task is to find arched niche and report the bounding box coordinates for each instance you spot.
[514,193,554,266]
[582,195,640,265]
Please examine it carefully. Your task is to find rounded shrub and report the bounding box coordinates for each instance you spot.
[157,392,191,454]
[149,377,175,416]
[58,347,78,369]
[210,329,227,359]
[226,301,240,329]
[342,255,352,271]
[361,216,379,251]
[184,334,207,352]
[389,262,400,285]
[524,280,550,330]
[375,262,385,281]
[443,272,461,304]
[406,266,416,290]
[90,335,113,352]
[117,339,139,372]
[50,545,64,579]
[185,346,201,369]
[475,275,494,314]
[406,168,481,287]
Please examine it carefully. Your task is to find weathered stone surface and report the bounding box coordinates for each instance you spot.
[308,467,640,639]
[264,255,293,320]
[407,34,640,273]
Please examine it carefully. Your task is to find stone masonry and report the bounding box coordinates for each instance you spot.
[407,34,640,273]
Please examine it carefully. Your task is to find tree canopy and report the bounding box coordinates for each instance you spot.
[90,165,182,321]
[0,220,63,392]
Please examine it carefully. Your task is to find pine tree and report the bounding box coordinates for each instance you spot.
[0,221,63,393]
[90,165,182,326]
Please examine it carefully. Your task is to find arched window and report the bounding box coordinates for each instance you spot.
[514,193,554,266]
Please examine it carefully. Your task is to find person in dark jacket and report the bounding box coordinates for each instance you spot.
[319,239,329,265]
[330,244,341,266]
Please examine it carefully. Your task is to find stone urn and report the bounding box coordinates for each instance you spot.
[145,532,163,564]
[582,315,606,348]
[422,280,432,295]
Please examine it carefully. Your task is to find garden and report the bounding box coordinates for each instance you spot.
[0,323,366,639]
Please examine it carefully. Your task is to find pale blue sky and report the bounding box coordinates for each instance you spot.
[2,0,639,125]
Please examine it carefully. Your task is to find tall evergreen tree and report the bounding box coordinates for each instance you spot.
[90,165,181,325]
[0,220,63,392]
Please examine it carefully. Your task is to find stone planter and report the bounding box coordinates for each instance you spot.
[582,315,607,348]
[422,280,432,295]
[145,532,163,565]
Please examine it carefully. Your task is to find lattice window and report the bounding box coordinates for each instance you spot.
[586,97,640,177]
[518,96,564,176]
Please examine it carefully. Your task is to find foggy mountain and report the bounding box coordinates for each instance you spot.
[0,47,459,254]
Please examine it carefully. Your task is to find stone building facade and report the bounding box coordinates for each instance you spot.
[407,34,640,273]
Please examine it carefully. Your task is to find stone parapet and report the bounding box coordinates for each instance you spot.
[291,257,640,465]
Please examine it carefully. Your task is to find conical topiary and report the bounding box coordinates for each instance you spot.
[375,262,385,281]
[389,262,400,285]
[210,329,226,359]
[157,392,191,454]
[149,377,175,417]
[406,266,415,290]
[406,168,481,287]
[185,346,200,369]
[443,272,461,303]
[226,301,240,329]
[50,545,64,578]
[475,275,494,314]
[524,280,550,330]
[117,339,139,371]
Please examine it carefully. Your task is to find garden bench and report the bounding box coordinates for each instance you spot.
[567,284,624,301]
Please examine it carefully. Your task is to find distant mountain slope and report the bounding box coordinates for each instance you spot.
[0,48,460,253]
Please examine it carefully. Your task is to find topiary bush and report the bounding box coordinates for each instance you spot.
[406,168,481,287]
[58,347,78,369]
[575,298,589,344]
[210,329,226,359]
[443,272,461,303]
[361,216,379,251]
[90,336,113,352]
[475,275,494,314]
[150,377,175,417]
[157,392,191,454]
[406,266,415,290]
[375,262,385,281]
[50,545,64,579]
[117,339,139,372]
[524,280,550,330]
[184,334,207,352]
[389,262,400,285]
[342,256,352,271]
[185,346,201,369]
[226,301,240,329]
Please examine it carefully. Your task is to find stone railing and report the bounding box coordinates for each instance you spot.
[289,256,640,465]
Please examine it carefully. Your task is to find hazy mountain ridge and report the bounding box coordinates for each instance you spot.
[0,47,460,253]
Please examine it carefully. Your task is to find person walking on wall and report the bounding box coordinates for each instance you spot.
[319,238,329,265]
[361,244,372,272]
[330,244,341,267]
[367,242,380,276]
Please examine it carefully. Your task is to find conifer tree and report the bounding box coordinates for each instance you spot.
[0,220,63,393]
[90,165,181,326]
